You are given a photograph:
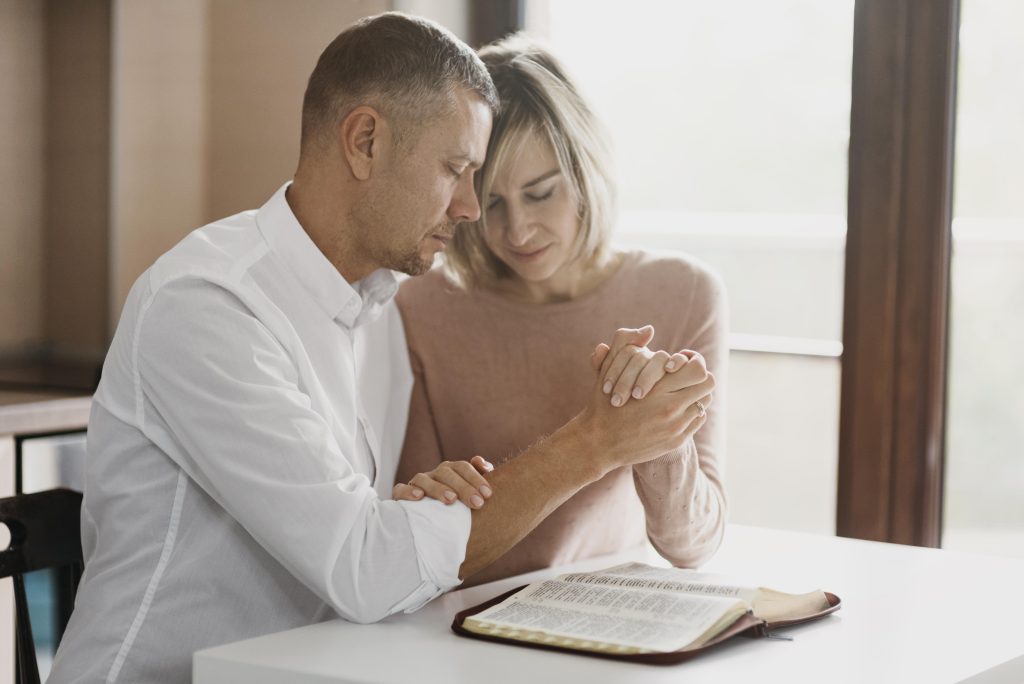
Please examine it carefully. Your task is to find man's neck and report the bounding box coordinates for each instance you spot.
[286,174,375,283]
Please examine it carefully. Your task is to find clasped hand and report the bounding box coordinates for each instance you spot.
[393,324,714,506]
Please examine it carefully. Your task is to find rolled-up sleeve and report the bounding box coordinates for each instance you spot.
[393,499,470,612]
[135,277,467,623]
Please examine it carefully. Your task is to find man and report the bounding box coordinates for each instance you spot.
[49,13,714,683]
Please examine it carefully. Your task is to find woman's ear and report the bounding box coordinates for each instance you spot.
[339,105,381,181]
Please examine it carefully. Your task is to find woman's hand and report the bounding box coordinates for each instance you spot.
[590,325,702,407]
[392,455,495,509]
[578,339,715,472]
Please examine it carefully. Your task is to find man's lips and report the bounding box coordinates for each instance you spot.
[429,233,452,248]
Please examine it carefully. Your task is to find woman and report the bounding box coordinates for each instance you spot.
[396,34,728,585]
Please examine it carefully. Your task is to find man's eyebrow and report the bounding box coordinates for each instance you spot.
[450,155,483,169]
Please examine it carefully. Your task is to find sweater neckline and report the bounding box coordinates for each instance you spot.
[459,248,642,315]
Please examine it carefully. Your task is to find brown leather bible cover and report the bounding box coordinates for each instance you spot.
[451,585,842,665]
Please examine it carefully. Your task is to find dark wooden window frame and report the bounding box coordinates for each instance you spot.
[838,0,960,547]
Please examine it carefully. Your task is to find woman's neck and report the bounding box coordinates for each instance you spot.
[487,249,625,305]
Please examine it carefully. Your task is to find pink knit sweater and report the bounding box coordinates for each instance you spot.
[395,249,728,585]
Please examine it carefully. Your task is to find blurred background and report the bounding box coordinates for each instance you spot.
[525,0,1024,556]
[1,0,1021,678]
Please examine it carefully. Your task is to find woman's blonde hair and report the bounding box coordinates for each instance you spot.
[445,33,616,287]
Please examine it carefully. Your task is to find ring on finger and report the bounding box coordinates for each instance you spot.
[695,400,707,418]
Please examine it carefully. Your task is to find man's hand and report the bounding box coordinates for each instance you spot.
[393,455,494,509]
[577,325,715,475]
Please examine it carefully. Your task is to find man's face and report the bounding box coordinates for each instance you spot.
[353,90,492,276]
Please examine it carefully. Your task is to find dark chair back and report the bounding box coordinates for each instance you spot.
[0,488,84,684]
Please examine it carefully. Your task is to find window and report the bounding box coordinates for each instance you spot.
[526,0,855,532]
[943,0,1024,558]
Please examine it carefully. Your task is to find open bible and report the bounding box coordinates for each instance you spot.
[453,562,841,664]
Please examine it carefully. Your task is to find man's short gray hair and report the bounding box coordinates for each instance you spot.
[300,12,498,155]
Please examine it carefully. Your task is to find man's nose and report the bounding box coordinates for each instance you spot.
[449,175,481,224]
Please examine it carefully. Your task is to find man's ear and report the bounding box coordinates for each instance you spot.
[339,106,382,181]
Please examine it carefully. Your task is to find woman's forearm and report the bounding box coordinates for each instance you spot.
[632,439,727,567]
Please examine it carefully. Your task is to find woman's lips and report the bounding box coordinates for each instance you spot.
[508,244,550,261]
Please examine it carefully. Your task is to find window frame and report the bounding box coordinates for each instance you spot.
[837,0,959,547]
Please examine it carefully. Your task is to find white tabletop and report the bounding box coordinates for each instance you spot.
[193,524,1024,684]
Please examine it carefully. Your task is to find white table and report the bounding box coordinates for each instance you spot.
[194,524,1024,684]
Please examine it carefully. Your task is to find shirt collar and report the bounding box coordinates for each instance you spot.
[256,182,398,328]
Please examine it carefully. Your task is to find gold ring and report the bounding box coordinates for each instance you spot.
[695,400,707,418]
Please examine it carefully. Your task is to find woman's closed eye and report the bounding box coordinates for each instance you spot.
[525,186,554,202]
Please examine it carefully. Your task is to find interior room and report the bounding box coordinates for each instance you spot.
[1,1,1021,682]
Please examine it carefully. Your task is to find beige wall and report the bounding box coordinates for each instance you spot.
[112,0,389,313]
[206,0,388,221]
[110,0,208,320]
[0,0,111,361]
[204,0,465,221]
[0,3,46,356]
[3,0,470,355]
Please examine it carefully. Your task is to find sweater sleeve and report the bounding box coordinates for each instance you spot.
[632,263,729,567]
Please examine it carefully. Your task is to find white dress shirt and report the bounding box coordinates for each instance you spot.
[48,184,471,684]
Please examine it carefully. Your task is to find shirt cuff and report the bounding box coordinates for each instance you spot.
[395,498,471,612]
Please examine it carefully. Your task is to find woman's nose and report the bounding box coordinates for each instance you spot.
[505,203,535,246]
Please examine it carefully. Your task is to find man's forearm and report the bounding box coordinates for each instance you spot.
[459,415,605,579]
[457,353,710,579]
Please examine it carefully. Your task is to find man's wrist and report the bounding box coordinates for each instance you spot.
[549,410,613,484]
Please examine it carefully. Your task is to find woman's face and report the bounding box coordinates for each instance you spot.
[482,132,584,299]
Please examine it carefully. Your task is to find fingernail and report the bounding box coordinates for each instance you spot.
[603,381,612,394]
[611,394,623,407]
[412,488,423,498]
[470,495,484,508]
[632,387,643,399]
[444,490,456,502]
[480,485,493,498]
[665,361,675,370]
[484,462,494,472]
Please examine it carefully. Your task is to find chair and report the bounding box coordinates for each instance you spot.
[0,488,84,684]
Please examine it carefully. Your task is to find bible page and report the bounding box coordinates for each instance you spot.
[560,562,759,605]
[465,577,746,653]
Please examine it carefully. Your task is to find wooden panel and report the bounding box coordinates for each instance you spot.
[0,2,46,357]
[44,0,112,362]
[838,0,959,547]
[469,0,522,47]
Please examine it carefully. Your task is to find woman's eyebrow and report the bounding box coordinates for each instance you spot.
[522,169,560,189]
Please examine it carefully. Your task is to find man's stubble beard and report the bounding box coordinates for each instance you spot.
[348,199,453,277]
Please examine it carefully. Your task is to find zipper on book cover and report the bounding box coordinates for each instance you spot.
[753,623,793,641]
